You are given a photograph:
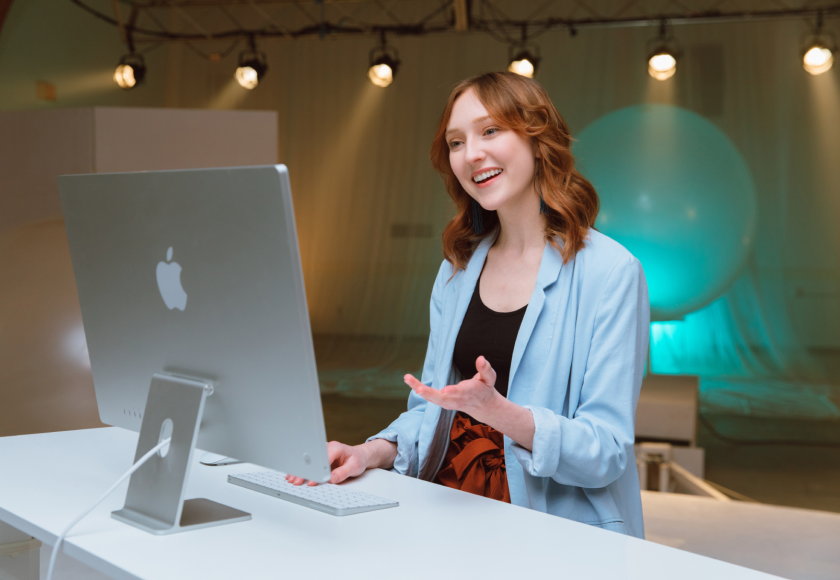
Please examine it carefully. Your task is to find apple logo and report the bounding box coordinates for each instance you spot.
[156,246,188,311]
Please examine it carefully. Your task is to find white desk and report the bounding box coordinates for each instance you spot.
[0,428,775,580]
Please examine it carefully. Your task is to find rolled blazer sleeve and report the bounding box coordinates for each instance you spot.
[366,260,450,477]
[512,255,649,488]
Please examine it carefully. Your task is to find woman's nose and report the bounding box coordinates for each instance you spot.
[464,138,485,164]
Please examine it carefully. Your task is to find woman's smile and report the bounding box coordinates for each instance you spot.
[471,167,504,188]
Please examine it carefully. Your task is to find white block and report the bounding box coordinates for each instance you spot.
[0,109,93,236]
[0,108,278,237]
[92,108,277,173]
[636,374,698,445]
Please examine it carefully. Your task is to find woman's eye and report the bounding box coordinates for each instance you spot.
[485,128,499,136]
[449,140,463,149]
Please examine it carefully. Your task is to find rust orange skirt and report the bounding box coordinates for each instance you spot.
[435,411,510,503]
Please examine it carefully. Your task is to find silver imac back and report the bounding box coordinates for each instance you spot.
[59,165,331,486]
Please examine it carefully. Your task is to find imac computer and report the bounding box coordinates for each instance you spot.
[58,165,333,534]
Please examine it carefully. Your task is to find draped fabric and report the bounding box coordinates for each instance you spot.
[435,412,510,503]
[642,24,840,419]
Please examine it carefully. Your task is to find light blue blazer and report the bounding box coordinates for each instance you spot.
[369,229,650,538]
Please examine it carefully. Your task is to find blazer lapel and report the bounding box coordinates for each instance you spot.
[435,238,493,388]
[507,241,564,393]
[418,238,493,475]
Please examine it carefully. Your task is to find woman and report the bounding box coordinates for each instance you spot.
[287,71,650,538]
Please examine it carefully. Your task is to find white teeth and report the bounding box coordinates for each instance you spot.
[473,169,501,183]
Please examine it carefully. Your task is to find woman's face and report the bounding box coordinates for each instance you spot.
[446,88,537,213]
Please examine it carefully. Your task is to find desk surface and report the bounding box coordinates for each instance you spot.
[0,428,775,580]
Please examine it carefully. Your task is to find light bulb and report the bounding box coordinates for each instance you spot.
[803,46,834,75]
[508,58,535,78]
[235,66,260,89]
[648,53,677,80]
[114,64,136,89]
[368,63,393,87]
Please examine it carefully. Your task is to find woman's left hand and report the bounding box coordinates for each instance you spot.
[403,356,501,421]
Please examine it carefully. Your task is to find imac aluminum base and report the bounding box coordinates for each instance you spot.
[112,373,251,535]
[112,498,249,535]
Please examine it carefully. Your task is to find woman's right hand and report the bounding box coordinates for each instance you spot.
[286,440,392,486]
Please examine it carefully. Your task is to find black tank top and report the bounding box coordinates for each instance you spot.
[452,273,528,399]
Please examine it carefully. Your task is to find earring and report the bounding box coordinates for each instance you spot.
[537,167,547,215]
[471,198,484,235]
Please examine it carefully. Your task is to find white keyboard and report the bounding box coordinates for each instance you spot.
[228,471,399,516]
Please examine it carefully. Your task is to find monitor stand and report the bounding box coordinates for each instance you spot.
[111,373,251,535]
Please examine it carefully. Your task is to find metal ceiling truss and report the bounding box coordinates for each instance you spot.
[71,0,840,52]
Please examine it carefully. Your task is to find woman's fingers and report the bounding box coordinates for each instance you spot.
[403,374,427,393]
[476,356,497,387]
[325,441,367,484]
[285,474,308,486]
[284,440,375,487]
[404,360,499,418]
[285,441,352,486]
[330,460,359,484]
[404,374,445,406]
[405,373,486,410]
[327,440,346,466]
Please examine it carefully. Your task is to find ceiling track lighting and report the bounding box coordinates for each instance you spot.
[113,34,146,90]
[647,21,681,81]
[368,33,400,88]
[801,12,836,75]
[507,30,540,78]
[235,36,268,90]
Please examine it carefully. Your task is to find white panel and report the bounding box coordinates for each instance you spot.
[0,109,94,236]
[93,108,278,173]
[636,374,698,444]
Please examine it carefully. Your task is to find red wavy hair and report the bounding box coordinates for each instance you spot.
[431,72,599,271]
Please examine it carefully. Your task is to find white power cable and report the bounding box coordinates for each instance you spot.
[46,437,172,580]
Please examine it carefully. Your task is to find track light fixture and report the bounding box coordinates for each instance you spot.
[804,44,834,75]
[801,12,836,75]
[647,21,681,81]
[114,53,146,89]
[114,35,146,90]
[368,33,400,87]
[235,37,268,90]
[507,28,540,78]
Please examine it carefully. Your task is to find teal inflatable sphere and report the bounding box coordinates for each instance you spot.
[574,105,757,321]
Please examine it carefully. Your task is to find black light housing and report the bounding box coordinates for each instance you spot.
[507,47,540,78]
[368,36,400,87]
[236,37,268,90]
[507,33,541,78]
[801,12,836,75]
[114,52,146,90]
[647,21,681,80]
